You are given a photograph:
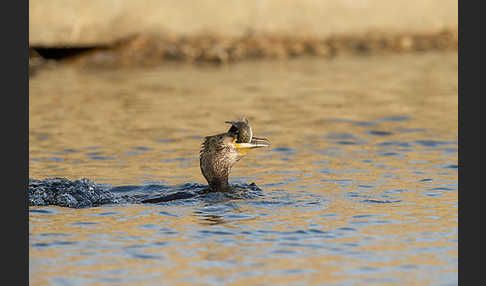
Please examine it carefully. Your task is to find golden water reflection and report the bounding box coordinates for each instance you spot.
[30,51,457,285]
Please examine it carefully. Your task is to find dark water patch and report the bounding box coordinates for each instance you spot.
[262,182,287,187]
[380,152,400,157]
[95,212,121,216]
[351,214,389,219]
[367,130,393,136]
[325,134,365,147]
[358,266,380,272]
[354,121,375,126]
[199,230,234,236]
[156,138,172,143]
[40,233,68,237]
[31,157,65,162]
[152,241,169,246]
[32,241,78,248]
[312,160,330,165]
[29,209,56,214]
[443,164,458,169]
[109,185,143,193]
[278,242,323,249]
[86,152,103,156]
[361,199,402,204]
[128,252,161,260]
[326,133,358,141]
[352,214,378,219]
[337,227,357,231]
[282,230,307,235]
[53,241,77,246]
[271,147,296,159]
[428,187,456,191]
[380,115,410,122]
[89,156,116,160]
[124,151,140,156]
[280,268,312,275]
[63,148,78,153]
[273,147,293,152]
[356,185,374,189]
[374,220,392,224]
[133,146,152,151]
[414,140,457,147]
[383,189,408,194]
[138,224,159,230]
[336,141,360,145]
[71,222,100,226]
[157,211,180,217]
[419,178,433,182]
[159,229,178,235]
[84,146,102,150]
[442,148,458,153]
[308,229,330,234]
[396,127,426,133]
[31,243,49,248]
[377,141,412,147]
[321,179,354,184]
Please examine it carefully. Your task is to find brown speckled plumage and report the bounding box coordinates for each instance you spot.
[199,119,270,192]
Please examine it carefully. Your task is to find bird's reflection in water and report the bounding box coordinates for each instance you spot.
[196,213,227,226]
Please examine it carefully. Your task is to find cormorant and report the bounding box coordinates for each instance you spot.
[200,119,270,192]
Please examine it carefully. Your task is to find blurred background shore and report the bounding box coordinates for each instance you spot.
[29,0,457,70]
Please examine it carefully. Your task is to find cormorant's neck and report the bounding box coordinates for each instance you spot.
[200,134,237,192]
[207,175,230,192]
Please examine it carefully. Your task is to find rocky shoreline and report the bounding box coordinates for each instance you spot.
[30,29,457,70]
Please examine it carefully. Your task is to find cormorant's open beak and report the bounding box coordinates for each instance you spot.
[249,137,271,148]
[234,137,271,154]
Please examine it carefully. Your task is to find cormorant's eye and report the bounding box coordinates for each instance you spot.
[237,132,245,143]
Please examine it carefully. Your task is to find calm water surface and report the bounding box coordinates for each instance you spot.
[29,51,457,285]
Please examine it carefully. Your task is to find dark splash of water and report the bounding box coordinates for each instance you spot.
[29,178,119,208]
[28,177,265,208]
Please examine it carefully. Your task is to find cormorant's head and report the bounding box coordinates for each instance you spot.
[224,118,271,155]
[200,119,270,191]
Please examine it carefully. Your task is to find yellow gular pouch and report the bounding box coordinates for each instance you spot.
[233,139,251,155]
